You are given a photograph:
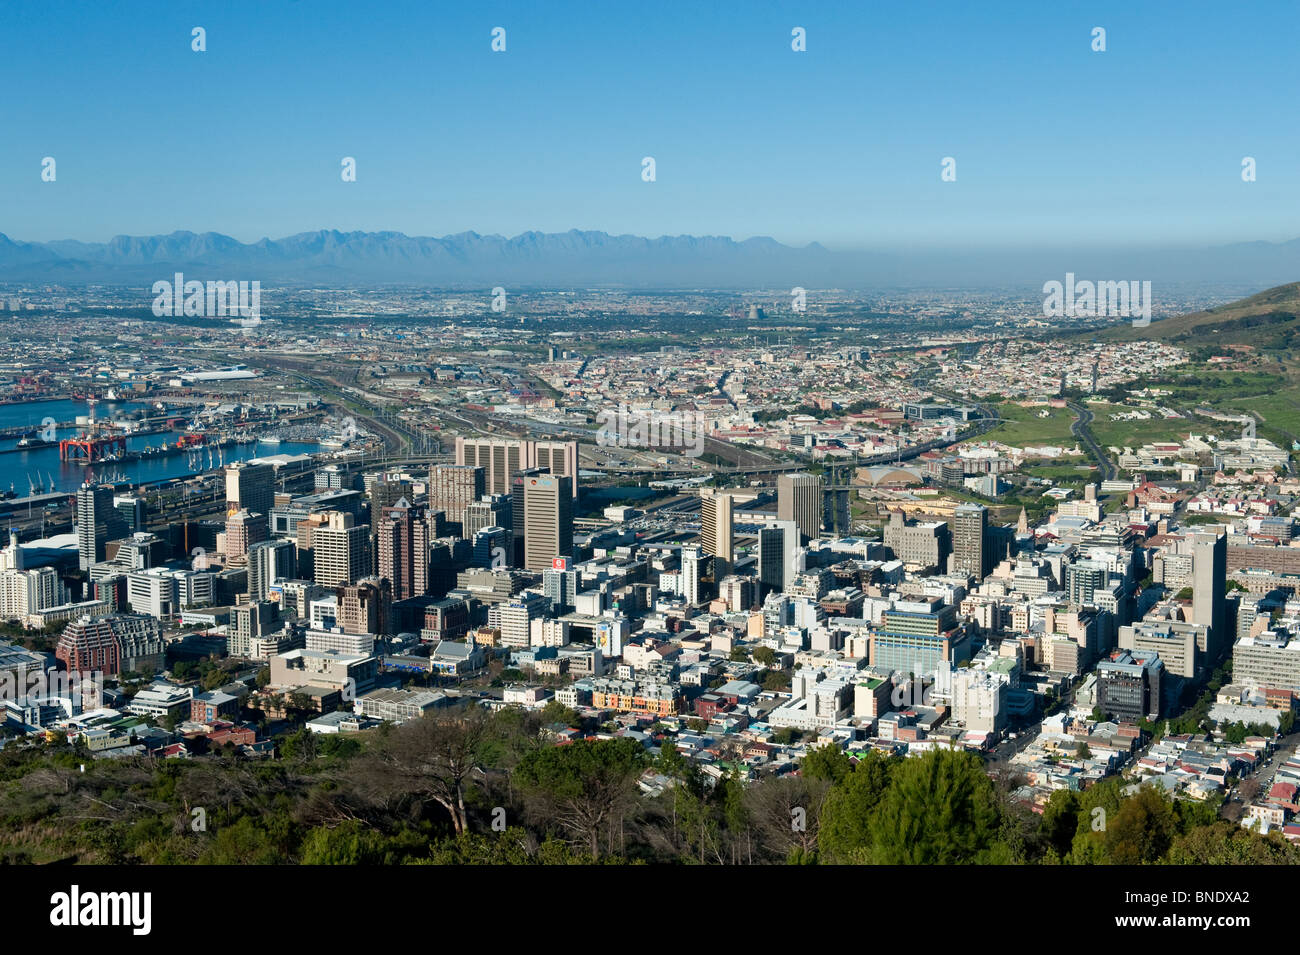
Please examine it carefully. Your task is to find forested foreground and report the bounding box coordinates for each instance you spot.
[1,705,1296,865]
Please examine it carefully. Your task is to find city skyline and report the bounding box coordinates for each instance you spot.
[1,0,1297,894]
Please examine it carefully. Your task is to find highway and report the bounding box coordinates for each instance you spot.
[1067,401,1117,482]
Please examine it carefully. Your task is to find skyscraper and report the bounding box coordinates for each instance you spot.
[225,462,274,547]
[952,503,988,582]
[367,474,412,514]
[758,519,801,593]
[225,462,274,519]
[769,472,821,545]
[543,556,579,613]
[699,488,735,576]
[429,464,485,536]
[113,494,147,533]
[336,577,392,636]
[472,525,511,569]
[1193,531,1227,655]
[823,487,850,538]
[778,472,823,544]
[456,437,579,498]
[511,467,546,566]
[533,441,579,495]
[312,511,372,587]
[248,538,296,602]
[76,483,127,571]
[680,546,703,605]
[522,473,573,572]
[464,493,512,540]
[225,508,268,561]
[375,497,430,601]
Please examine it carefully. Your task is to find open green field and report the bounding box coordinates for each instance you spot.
[1145,367,1283,406]
[1087,402,1193,451]
[987,403,1077,448]
[1220,383,1300,446]
[1019,460,1098,485]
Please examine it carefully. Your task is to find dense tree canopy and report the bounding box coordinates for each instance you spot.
[1,706,1296,867]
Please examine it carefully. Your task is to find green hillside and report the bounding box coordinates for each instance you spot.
[1098,281,1300,350]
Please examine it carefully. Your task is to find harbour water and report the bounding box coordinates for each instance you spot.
[0,399,319,494]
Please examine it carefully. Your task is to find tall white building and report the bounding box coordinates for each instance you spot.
[0,566,65,619]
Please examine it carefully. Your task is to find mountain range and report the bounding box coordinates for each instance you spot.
[1,229,1299,289]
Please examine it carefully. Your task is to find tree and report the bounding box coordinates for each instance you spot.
[1167,820,1300,864]
[752,646,777,667]
[800,744,853,784]
[514,737,646,858]
[1104,785,1177,864]
[745,773,827,862]
[539,699,580,728]
[300,820,389,864]
[362,705,491,835]
[1039,789,1081,861]
[421,827,591,865]
[763,671,791,691]
[818,750,896,862]
[868,748,1006,864]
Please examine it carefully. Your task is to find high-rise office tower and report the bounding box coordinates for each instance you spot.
[312,511,372,587]
[533,441,578,495]
[336,577,392,636]
[1193,531,1227,655]
[77,483,128,571]
[464,493,512,541]
[456,437,579,498]
[226,462,274,545]
[699,488,735,576]
[511,467,546,566]
[113,494,147,533]
[366,473,412,514]
[522,473,573,572]
[952,503,989,582]
[758,519,801,593]
[294,513,326,581]
[429,464,485,536]
[680,546,704,605]
[225,508,268,561]
[1065,560,1108,607]
[226,463,274,521]
[472,525,511,569]
[543,556,579,613]
[823,487,851,538]
[778,472,823,544]
[248,538,296,602]
[375,497,430,601]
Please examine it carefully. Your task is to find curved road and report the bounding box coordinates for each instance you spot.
[1068,401,1117,482]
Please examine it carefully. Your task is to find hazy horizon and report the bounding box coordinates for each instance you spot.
[4,0,1298,249]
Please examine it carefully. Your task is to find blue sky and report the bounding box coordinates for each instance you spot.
[2,0,1297,249]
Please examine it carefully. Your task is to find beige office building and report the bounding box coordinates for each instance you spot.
[778,472,822,544]
[699,488,735,573]
[456,437,579,498]
[311,511,371,587]
[522,473,573,572]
